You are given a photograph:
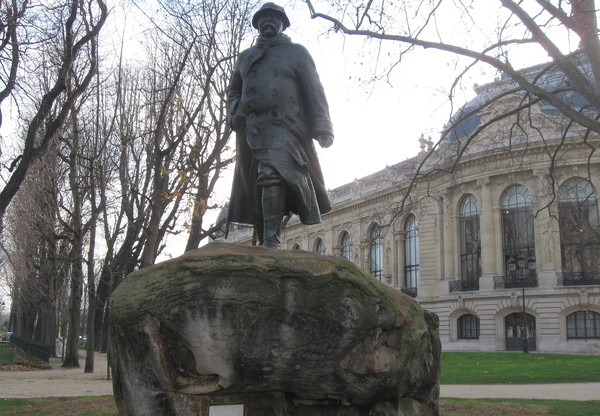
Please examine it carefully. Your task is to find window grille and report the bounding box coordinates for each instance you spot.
[458,314,480,339]
[460,194,481,289]
[501,185,536,286]
[369,225,383,281]
[315,238,325,255]
[340,231,352,260]
[558,178,600,285]
[567,310,600,340]
[404,215,419,289]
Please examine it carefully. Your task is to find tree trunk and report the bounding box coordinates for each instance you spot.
[185,172,209,252]
[62,113,84,369]
[85,160,99,372]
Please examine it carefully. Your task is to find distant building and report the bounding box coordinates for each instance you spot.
[225,58,600,354]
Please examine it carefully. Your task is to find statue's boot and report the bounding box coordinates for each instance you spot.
[262,185,286,248]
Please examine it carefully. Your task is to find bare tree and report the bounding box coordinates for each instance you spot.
[178,0,257,250]
[133,0,258,261]
[0,0,107,223]
[1,147,67,353]
[60,105,89,368]
[2,0,259,361]
[89,0,257,351]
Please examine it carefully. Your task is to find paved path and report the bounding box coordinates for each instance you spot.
[1,352,599,400]
[440,383,600,401]
[0,352,114,398]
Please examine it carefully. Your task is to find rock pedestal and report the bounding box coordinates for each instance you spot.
[108,242,440,416]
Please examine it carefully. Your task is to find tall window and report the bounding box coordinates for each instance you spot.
[404,215,419,289]
[315,238,325,255]
[369,225,383,281]
[501,185,536,285]
[567,310,600,340]
[558,178,600,284]
[457,314,480,339]
[460,194,481,289]
[340,231,352,260]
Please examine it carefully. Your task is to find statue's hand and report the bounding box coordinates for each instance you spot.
[316,135,334,148]
[230,113,246,132]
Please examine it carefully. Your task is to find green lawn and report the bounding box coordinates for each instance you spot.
[0,396,118,416]
[0,343,13,366]
[441,352,600,384]
[0,397,599,416]
[441,398,600,416]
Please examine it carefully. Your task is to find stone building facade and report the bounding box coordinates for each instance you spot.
[226,61,600,354]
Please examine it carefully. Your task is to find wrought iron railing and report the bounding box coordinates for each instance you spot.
[10,335,51,363]
[449,279,480,292]
[401,287,418,298]
[494,274,538,289]
[557,272,600,286]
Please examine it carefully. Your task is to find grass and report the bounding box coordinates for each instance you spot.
[0,397,118,416]
[0,343,13,366]
[441,352,600,384]
[0,397,599,416]
[441,398,600,416]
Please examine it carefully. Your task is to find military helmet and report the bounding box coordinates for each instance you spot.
[252,2,291,30]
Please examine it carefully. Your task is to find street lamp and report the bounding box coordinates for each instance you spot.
[507,254,536,353]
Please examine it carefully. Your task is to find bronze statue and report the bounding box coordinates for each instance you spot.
[226,2,334,248]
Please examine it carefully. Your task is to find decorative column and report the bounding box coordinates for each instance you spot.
[478,177,496,291]
[359,219,370,275]
[331,225,341,257]
[533,170,557,288]
[392,229,404,289]
[441,189,455,281]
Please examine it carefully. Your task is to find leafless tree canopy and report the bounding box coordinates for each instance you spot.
[1,0,257,366]
[304,0,600,217]
[0,0,108,223]
[305,1,599,128]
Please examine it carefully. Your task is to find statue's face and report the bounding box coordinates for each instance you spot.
[257,12,284,37]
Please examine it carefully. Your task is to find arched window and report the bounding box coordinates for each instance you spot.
[558,178,600,285]
[501,185,536,287]
[340,231,352,261]
[292,243,301,250]
[457,314,480,339]
[369,225,383,281]
[459,194,481,290]
[404,215,419,291]
[567,310,600,340]
[315,238,325,255]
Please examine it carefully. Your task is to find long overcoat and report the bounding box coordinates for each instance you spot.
[227,34,333,230]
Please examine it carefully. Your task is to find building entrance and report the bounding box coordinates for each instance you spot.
[505,312,536,351]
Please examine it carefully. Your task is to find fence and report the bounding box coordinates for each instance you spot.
[0,342,14,365]
[10,335,51,363]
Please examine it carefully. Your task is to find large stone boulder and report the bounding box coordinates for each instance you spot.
[108,242,440,416]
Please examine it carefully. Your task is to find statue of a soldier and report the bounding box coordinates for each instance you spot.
[226,2,334,248]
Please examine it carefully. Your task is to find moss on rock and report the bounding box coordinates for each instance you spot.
[109,242,440,416]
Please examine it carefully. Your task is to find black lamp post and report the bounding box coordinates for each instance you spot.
[508,254,536,353]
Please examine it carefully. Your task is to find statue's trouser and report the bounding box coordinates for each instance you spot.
[256,163,287,248]
[261,185,287,247]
